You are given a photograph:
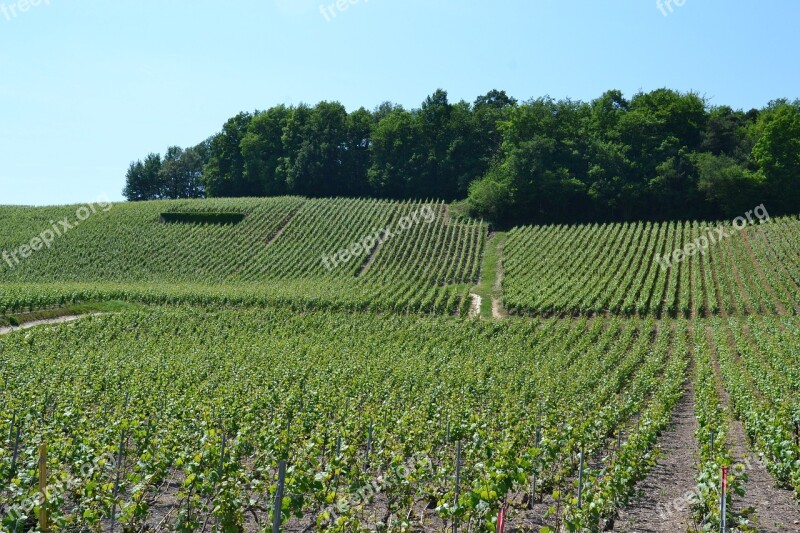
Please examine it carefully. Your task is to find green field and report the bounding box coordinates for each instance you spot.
[1,198,799,532]
[0,198,483,316]
[503,217,800,317]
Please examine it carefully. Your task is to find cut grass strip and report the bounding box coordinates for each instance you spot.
[472,232,507,319]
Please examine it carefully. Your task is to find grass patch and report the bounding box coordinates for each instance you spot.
[472,232,507,319]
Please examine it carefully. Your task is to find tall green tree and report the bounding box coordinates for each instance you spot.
[368,107,422,198]
[280,102,349,197]
[751,102,800,212]
[125,88,800,225]
[695,152,762,216]
[123,153,163,201]
[489,97,590,223]
[159,146,206,199]
[472,89,517,166]
[702,105,755,159]
[343,107,373,196]
[202,112,254,197]
[241,106,291,196]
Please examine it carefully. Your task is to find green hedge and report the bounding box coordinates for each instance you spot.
[160,212,246,224]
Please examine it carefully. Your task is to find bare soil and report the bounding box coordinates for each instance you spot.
[468,293,482,318]
[728,418,800,532]
[709,324,800,532]
[491,297,505,319]
[0,314,95,335]
[615,371,699,532]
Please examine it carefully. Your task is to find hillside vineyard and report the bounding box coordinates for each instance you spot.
[0,198,799,532]
[0,198,483,316]
[503,216,800,318]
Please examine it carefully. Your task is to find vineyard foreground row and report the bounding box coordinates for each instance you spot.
[1,309,799,531]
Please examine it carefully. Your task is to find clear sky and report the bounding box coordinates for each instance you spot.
[1,0,798,206]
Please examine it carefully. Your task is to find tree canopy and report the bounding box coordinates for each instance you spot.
[123,89,800,225]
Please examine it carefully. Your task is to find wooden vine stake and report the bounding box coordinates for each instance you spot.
[577,447,585,509]
[38,442,48,533]
[364,421,373,472]
[530,424,541,509]
[272,460,287,533]
[720,466,728,533]
[9,420,21,481]
[110,430,127,533]
[453,440,461,533]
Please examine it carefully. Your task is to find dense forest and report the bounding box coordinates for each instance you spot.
[123,89,800,225]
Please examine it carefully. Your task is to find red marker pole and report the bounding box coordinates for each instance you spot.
[720,466,728,533]
[497,506,507,533]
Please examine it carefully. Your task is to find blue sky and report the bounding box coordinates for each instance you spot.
[1,0,798,206]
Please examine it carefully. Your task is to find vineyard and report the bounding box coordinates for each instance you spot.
[0,198,799,532]
[502,216,800,318]
[1,309,798,531]
[0,198,483,316]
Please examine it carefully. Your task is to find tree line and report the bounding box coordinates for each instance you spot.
[123,89,800,225]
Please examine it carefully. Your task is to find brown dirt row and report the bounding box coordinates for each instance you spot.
[0,314,96,335]
[706,324,800,532]
[614,357,698,532]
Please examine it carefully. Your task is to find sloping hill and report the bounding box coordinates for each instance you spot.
[0,197,484,315]
[2,200,800,531]
[503,217,800,317]
[2,197,798,320]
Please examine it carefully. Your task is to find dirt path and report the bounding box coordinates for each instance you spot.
[491,238,507,319]
[615,366,698,532]
[491,297,505,319]
[468,293,482,319]
[706,325,800,531]
[357,237,387,276]
[654,223,682,318]
[471,231,507,319]
[728,417,800,531]
[0,314,97,335]
[707,241,730,316]
[725,238,757,315]
[696,237,711,319]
